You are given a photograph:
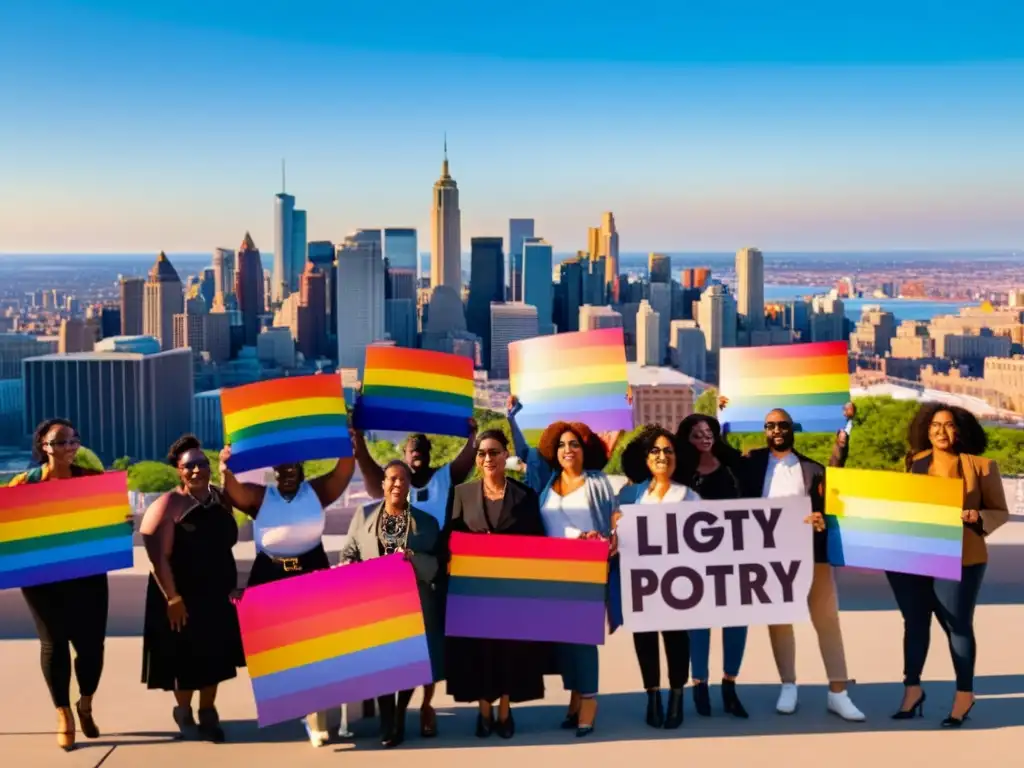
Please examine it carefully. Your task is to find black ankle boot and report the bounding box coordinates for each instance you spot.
[197,708,225,743]
[645,690,665,728]
[664,689,684,728]
[722,679,749,719]
[693,682,711,716]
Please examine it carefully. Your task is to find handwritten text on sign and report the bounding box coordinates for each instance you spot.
[617,497,814,632]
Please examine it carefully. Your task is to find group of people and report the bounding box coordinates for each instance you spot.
[7,395,1009,752]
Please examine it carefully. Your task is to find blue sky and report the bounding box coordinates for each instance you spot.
[1,0,1023,253]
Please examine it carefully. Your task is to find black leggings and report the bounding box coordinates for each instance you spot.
[21,574,109,708]
[376,689,414,735]
[633,630,690,690]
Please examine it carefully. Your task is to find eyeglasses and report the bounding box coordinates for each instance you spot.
[648,446,675,457]
[179,460,210,471]
[46,439,80,448]
[764,421,792,432]
[476,449,505,459]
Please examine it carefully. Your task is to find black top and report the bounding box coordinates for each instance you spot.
[689,463,742,501]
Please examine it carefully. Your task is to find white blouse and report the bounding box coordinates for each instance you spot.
[253,482,326,558]
[639,481,701,505]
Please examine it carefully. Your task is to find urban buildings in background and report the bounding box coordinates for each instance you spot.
[1,144,1023,464]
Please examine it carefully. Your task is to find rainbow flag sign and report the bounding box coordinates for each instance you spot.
[0,472,133,590]
[446,532,609,645]
[719,341,849,433]
[509,328,632,445]
[221,374,351,473]
[825,467,964,581]
[358,347,474,437]
[239,554,433,727]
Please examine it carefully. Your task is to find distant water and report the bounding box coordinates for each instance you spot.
[763,284,974,322]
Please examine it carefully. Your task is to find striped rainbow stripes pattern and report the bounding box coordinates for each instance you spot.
[509,327,632,445]
[0,472,133,590]
[719,341,850,433]
[238,554,433,727]
[358,347,474,437]
[445,532,609,645]
[825,467,964,581]
[221,374,352,473]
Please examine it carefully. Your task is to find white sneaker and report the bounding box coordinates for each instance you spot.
[827,690,866,721]
[302,720,329,747]
[776,683,799,714]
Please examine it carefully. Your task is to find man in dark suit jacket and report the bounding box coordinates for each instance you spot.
[741,408,865,722]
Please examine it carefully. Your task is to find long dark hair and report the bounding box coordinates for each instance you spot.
[908,403,987,456]
[31,418,77,465]
[673,413,741,484]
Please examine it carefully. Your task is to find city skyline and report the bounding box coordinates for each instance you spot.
[2,2,1023,253]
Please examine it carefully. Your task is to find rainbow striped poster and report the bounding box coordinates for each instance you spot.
[239,554,433,727]
[446,532,609,645]
[719,341,850,433]
[509,328,632,445]
[0,472,133,590]
[825,467,964,580]
[221,374,352,473]
[359,347,474,436]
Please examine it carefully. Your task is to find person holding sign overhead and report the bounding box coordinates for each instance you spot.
[508,397,618,738]
[350,418,476,737]
[616,425,698,729]
[674,414,750,719]
[737,408,865,722]
[889,405,1009,727]
[7,419,115,752]
[217,448,355,747]
[441,429,547,739]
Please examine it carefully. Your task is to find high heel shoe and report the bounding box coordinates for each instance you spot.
[664,689,684,729]
[576,699,598,738]
[475,711,494,738]
[496,711,515,739]
[721,680,749,719]
[941,701,974,728]
[692,681,711,716]
[560,711,579,729]
[892,690,926,720]
[75,700,100,739]
[56,707,75,752]
[645,690,664,728]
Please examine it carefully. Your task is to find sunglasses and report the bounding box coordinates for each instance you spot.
[648,446,675,457]
[558,440,582,451]
[46,439,81,448]
[764,421,792,432]
[476,449,505,459]
[179,460,210,471]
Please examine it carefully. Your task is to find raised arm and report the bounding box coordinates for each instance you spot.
[351,429,385,499]
[310,456,356,508]
[447,417,479,485]
[218,446,266,516]
[506,396,531,461]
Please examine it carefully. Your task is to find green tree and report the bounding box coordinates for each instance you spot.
[605,425,645,475]
[127,461,179,493]
[694,387,719,417]
[74,446,105,472]
[111,456,133,471]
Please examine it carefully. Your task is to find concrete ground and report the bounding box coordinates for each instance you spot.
[1,519,1021,768]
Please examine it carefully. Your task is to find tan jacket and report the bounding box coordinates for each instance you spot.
[909,451,1009,565]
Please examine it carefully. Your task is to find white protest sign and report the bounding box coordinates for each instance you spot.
[617,497,814,632]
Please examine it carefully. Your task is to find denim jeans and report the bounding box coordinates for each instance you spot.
[688,627,748,681]
[556,643,599,696]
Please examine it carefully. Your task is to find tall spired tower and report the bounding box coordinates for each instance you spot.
[430,138,462,290]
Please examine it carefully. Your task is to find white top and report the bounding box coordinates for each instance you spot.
[844,419,854,435]
[409,463,452,526]
[639,482,701,504]
[254,482,326,558]
[763,452,806,499]
[539,484,592,538]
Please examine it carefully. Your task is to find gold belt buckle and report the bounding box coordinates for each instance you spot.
[279,557,301,572]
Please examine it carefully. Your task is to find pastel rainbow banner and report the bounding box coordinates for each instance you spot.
[0,472,133,590]
[509,327,632,445]
[358,347,474,437]
[719,341,850,433]
[446,532,609,645]
[238,554,433,727]
[221,374,352,473]
[825,467,964,581]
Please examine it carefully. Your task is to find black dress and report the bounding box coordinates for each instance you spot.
[442,479,548,704]
[141,492,245,691]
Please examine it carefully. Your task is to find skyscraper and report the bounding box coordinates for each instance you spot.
[523,238,554,335]
[273,187,295,303]
[297,261,328,360]
[736,247,765,331]
[681,267,712,290]
[336,232,386,374]
[648,253,671,283]
[430,141,462,291]
[467,237,505,368]
[636,300,661,366]
[489,303,539,378]
[556,258,583,333]
[143,252,184,351]
[290,209,307,293]
[648,282,672,363]
[212,248,235,298]
[383,228,418,300]
[508,218,534,301]
[119,276,144,336]
[308,241,336,339]
[235,232,265,347]
[600,212,620,296]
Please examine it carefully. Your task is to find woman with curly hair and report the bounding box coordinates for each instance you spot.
[506,398,618,738]
[673,414,750,719]
[889,404,1009,727]
[616,425,698,729]
[7,419,118,752]
[139,435,245,742]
